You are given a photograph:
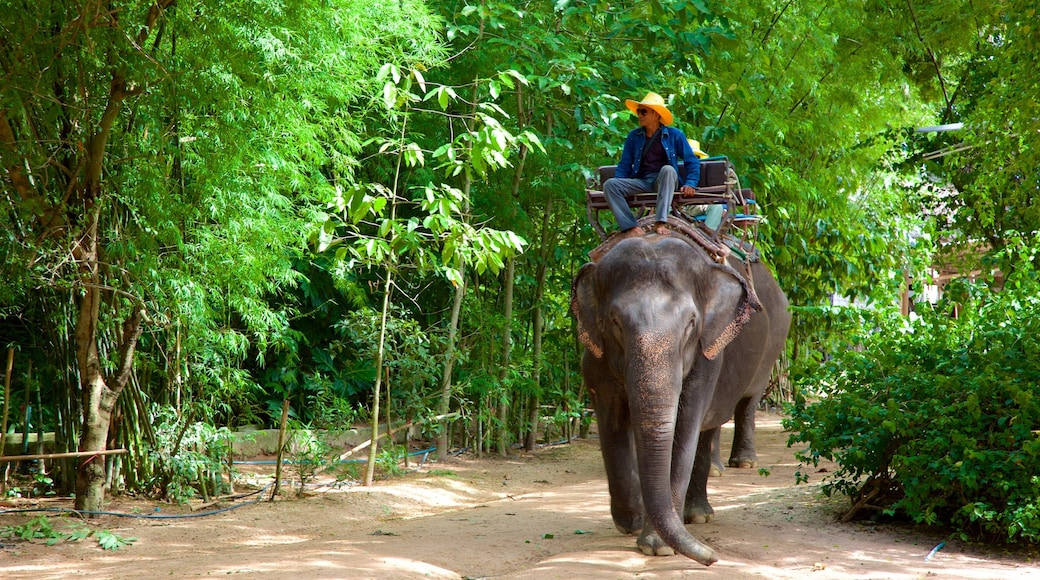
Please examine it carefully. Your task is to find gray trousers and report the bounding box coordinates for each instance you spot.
[602,165,678,231]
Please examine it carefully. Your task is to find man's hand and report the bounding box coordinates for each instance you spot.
[681,185,697,197]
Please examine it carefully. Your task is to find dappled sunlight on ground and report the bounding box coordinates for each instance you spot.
[4,412,1039,579]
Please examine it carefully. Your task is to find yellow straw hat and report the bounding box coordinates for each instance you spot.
[625,92,674,126]
[689,139,708,159]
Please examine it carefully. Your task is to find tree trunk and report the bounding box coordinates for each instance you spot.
[436,169,473,459]
[525,198,554,450]
[496,258,515,456]
[73,262,145,512]
[66,52,150,514]
[70,80,145,506]
[436,276,465,459]
[365,269,394,485]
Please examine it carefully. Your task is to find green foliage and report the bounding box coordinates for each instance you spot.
[282,391,365,490]
[428,469,456,478]
[337,306,442,420]
[909,0,1040,260]
[2,0,1035,504]
[0,516,62,543]
[0,516,136,550]
[96,528,137,551]
[3,474,56,499]
[318,63,537,284]
[285,421,336,495]
[148,408,235,504]
[786,234,1040,543]
[375,444,409,477]
[0,0,456,494]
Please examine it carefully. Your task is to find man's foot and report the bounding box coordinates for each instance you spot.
[653,222,670,235]
[588,228,643,262]
[620,227,644,239]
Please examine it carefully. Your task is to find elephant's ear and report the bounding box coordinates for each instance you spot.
[699,262,763,360]
[571,262,604,359]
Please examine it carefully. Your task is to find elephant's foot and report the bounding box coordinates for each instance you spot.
[637,528,675,556]
[637,525,719,565]
[728,456,758,469]
[615,520,643,536]
[611,505,645,536]
[684,501,715,525]
[709,457,725,477]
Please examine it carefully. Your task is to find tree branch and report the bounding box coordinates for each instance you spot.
[905,0,952,114]
[111,303,147,391]
[139,0,177,44]
[0,109,35,200]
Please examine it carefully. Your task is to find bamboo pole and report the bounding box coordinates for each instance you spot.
[35,367,44,473]
[385,367,395,466]
[21,359,32,455]
[1,348,13,489]
[0,449,128,462]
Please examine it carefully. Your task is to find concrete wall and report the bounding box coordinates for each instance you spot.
[232,426,396,457]
[1,432,56,456]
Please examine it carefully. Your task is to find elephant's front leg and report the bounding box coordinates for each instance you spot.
[683,426,718,524]
[592,384,645,535]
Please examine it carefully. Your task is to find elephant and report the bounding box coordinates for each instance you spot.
[571,226,790,566]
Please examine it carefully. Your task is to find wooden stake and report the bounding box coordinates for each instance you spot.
[270,398,290,501]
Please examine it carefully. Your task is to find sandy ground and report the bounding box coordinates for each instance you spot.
[2,411,1039,579]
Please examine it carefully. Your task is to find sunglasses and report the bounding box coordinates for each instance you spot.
[636,108,652,116]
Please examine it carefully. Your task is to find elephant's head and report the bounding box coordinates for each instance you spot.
[572,236,759,366]
[570,234,760,564]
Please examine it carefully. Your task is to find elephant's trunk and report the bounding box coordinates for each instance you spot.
[642,467,718,565]
[627,334,718,566]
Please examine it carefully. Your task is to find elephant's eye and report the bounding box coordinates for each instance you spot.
[608,313,624,344]
[683,315,696,342]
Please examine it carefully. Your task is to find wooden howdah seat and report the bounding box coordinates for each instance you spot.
[585,157,761,242]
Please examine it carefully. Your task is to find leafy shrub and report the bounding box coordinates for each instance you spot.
[286,421,336,495]
[149,407,235,504]
[786,237,1040,544]
[375,444,408,477]
[284,393,365,493]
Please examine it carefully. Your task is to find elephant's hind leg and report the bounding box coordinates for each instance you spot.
[728,396,759,469]
[709,428,725,477]
[684,426,717,524]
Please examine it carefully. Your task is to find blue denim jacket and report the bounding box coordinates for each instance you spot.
[614,125,701,187]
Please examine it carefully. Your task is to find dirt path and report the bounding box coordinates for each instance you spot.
[3,412,1038,579]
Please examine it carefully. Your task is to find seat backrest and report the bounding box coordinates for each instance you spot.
[596,157,730,188]
[698,158,729,187]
